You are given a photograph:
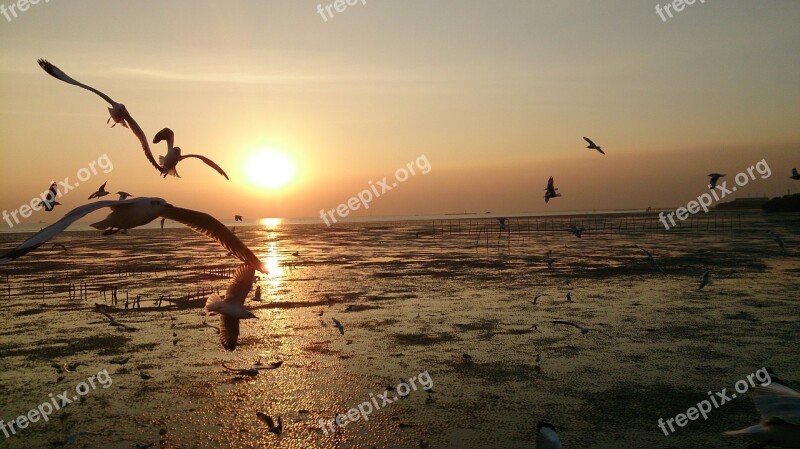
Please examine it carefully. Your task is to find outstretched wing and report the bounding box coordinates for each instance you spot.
[158,206,266,273]
[37,59,118,106]
[219,314,240,351]
[152,128,175,148]
[224,264,256,306]
[751,384,800,425]
[181,154,230,180]
[0,200,132,263]
[583,136,595,147]
[125,115,164,173]
[551,320,582,330]
[546,176,554,190]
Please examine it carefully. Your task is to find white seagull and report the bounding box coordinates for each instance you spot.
[205,264,258,351]
[535,420,561,449]
[552,320,613,338]
[708,173,726,189]
[790,168,799,180]
[583,136,605,155]
[37,59,164,175]
[0,198,267,273]
[698,268,713,290]
[724,380,800,448]
[152,128,229,180]
[88,181,109,200]
[544,177,561,204]
[117,191,133,200]
[41,182,60,212]
[636,244,665,274]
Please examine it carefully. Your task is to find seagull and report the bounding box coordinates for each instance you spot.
[552,320,613,338]
[0,198,267,273]
[698,268,713,290]
[37,59,164,174]
[50,243,68,252]
[544,177,561,203]
[205,264,258,351]
[567,224,584,238]
[532,294,543,305]
[768,231,787,256]
[41,182,61,212]
[235,215,243,222]
[535,420,561,449]
[87,182,110,200]
[160,217,166,230]
[498,217,508,231]
[221,362,259,377]
[332,318,345,335]
[583,136,605,155]
[635,244,665,274]
[94,303,135,332]
[708,173,726,189]
[791,168,800,180]
[109,356,130,365]
[139,372,153,380]
[723,379,800,448]
[152,128,229,180]
[117,191,133,200]
[565,292,574,303]
[546,258,556,270]
[253,285,262,301]
[256,413,283,435]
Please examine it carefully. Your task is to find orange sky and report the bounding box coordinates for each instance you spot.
[1,1,798,224]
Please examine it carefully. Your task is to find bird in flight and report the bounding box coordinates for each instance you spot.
[791,168,799,180]
[552,320,613,338]
[708,173,726,189]
[117,191,133,200]
[698,268,713,290]
[235,215,243,222]
[535,420,561,449]
[723,376,800,448]
[583,136,605,155]
[88,181,110,200]
[41,182,60,212]
[37,59,164,175]
[635,244,665,274]
[256,413,283,435]
[152,128,229,180]
[544,177,561,203]
[0,197,267,273]
[205,264,258,351]
[332,318,345,335]
[567,224,584,238]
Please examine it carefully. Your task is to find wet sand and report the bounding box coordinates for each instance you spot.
[0,212,798,448]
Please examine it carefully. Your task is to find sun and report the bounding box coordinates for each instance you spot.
[245,150,296,189]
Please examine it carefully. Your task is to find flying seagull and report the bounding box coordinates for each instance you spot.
[535,420,561,449]
[235,215,243,222]
[544,177,561,204]
[698,268,713,290]
[532,294,543,305]
[94,303,135,332]
[708,173,726,189]
[41,182,60,212]
[583,136,605,155]
[723,379,800,448]
[88,181,109,200]
[37,59,164,174]
[117,191,133,200]
[567,224,584,238]
[152,128,229,180]
[0,198,267,273]
[791,168,799,180]
[50,243,68,252]
[768,231,787,256]
[636,244,665,274]
[332,318,345,335]
[205,264,258,351]
[552,320,613,338]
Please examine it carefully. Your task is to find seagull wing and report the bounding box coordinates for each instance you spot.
[219,314,240,351]
[583,136,595,147]
[158,206,267,273]
[256,412,275,428]
[179,154,230,180]
[224,264,256,306]
[551,320,582,330]
[124,115,164,173]
[752,384,800,425]
[152,128,175,148]
[37,59,118,106]
[0,200,132,263]
[48,182,58,200]
[535,421,561,449]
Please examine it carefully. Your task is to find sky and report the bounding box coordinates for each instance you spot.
[0,0,798,225]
